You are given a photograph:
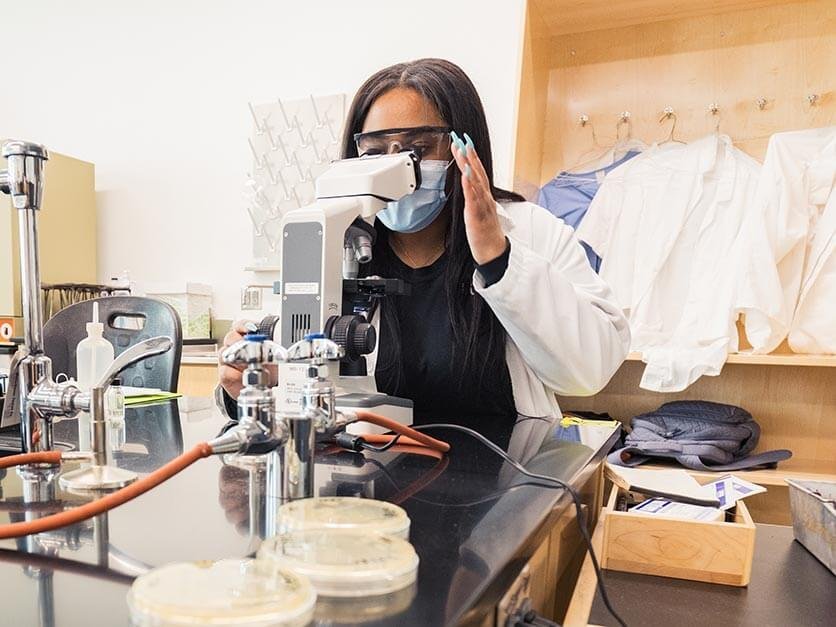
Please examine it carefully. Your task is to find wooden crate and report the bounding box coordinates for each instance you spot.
[601,484,756,586]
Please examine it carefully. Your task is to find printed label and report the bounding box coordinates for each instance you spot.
[284,282,319,296]
[276,363,310,413]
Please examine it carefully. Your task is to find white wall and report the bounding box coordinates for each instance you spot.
[0,0,526,322]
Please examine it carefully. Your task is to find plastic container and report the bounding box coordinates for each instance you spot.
[258,529,419,598]
[786,479,835,575]
[75,301,114,391]
[145,282,212,339]
[106,377,125,422]
[276,497,411,539]
[127,558,316,627]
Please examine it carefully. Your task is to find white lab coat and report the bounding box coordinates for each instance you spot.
[366,200,631,424]
[746,128,836,354]
[577,134,776,392]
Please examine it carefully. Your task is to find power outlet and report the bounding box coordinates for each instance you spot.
[241,286,263,311]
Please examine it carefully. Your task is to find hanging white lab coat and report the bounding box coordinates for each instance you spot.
[365,200,632,423]
[790,183,836,353]
[745,128,836,354]
[577,134,777,392]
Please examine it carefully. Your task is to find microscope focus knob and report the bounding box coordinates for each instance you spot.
[326,315,376,359]
[257,315,280,340]
[352,322,376,357]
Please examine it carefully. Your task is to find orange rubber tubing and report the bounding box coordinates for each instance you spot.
[0,442,213,540]
[0,450,63,469]
[388,444,444,461]
[354,411,450,453]
[391,455,449,503]
[358,433,427,449]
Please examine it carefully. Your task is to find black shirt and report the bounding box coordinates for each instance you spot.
[374,242,516,434]
[222,241,517,442]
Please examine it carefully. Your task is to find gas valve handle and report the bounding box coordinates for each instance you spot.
[285,333,344,364]
[221,334,288,368]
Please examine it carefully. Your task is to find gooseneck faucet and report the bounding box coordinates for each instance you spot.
[1,140,173,488]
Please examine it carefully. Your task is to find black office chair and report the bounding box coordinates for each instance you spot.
[43,296,182,392]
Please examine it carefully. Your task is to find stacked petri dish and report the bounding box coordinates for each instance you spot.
[127,558,316,627]
[128,498,417,625]
[275,496,411,539]
[258,528,418,598]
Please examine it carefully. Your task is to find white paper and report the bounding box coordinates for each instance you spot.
[702,474,767,510]
[630,498,725,521]
[607,464,717,505]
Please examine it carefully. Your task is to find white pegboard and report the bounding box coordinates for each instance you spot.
[244,94,346,268]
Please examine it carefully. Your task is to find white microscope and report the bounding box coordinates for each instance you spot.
[263,151,422,433]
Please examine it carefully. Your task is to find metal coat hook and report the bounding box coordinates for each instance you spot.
[756,97,769,110]
[708,103,721,132]
[579,114,599,146]
[616,111,632,141]
[807,94,820,106]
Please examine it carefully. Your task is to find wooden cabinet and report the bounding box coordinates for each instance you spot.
[178,362,220,396]
[0,148,97,332]
[494,465,605,625]
[512,0,836,523]
[514,0,835,194]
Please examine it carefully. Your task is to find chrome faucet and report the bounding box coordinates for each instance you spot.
[1,140,174,489]
[217,332,345,502]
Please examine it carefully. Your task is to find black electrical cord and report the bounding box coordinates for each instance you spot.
[364,456,574,509]
[412,423,628,627]
[358,434,403,453]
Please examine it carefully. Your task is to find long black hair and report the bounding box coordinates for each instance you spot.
[341,58,524,391]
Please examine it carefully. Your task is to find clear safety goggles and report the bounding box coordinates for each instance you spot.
[354,126,452,161]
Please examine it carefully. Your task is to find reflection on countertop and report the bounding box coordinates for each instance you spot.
[0,397,619,627]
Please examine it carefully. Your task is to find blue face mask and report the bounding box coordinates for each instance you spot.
[377,159,451,233]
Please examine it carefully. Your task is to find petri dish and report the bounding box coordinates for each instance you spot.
[313,583,417,624]
[127,558,316,627]
[276,497,411,539]
[258,529,419,598]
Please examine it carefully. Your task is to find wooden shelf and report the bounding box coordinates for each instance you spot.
[642,458,836,487]
[529,0,800,37]
[626,351,836,367]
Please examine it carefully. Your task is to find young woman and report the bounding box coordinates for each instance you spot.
[220,58,630,437]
